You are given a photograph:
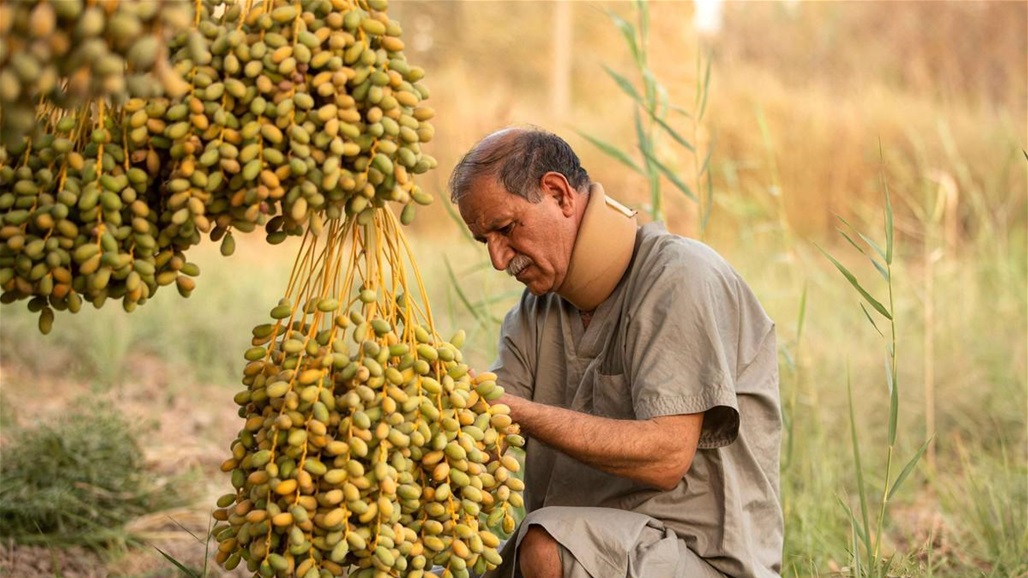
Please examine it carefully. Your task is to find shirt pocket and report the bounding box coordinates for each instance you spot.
[591,371,636,420]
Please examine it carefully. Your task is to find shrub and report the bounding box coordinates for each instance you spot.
[0,399,180,548]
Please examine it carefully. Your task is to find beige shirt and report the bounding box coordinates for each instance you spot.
[491,223,783,578]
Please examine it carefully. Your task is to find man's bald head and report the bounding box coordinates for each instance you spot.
[448,127,591,204]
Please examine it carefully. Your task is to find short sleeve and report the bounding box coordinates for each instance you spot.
[623,240,746,449]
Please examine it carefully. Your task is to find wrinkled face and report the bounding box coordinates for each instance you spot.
[457,175,578,296]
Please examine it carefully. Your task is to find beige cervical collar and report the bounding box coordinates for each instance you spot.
[556,183,638,312]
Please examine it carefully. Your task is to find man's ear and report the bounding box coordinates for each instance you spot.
[539,172,576,217]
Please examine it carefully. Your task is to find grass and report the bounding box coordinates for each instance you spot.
[0,399,188,549]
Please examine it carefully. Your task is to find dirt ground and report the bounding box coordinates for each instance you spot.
[0,355,251,578]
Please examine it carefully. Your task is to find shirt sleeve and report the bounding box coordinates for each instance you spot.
[623,241,745,449]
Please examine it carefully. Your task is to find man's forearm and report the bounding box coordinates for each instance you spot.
[499,393,702,491]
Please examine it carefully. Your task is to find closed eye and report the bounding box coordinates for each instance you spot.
[472,222,515,244]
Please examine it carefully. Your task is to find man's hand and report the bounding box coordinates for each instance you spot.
[497,393,703,491]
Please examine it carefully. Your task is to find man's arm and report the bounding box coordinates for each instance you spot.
[499,393,703,491]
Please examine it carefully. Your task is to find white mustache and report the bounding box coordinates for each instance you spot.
[506,254,532,277]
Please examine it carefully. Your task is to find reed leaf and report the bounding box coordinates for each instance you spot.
[888,437,932,501]
[883,175,894,265]
[860,303,884,337]
[816,246,893,320]
[606,11,639,67]
[635,0,649,56]
[574,130,642,173]
[640,146,697,202]
[602,64,642,104]
[648,113,695,152]
[697,51,712,120]
[155,546,202,578]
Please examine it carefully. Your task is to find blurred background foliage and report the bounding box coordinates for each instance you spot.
[0,1,1024,577]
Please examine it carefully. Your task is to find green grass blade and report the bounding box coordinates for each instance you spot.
[642,67,659,108]
[636,0,649,57]
[575,130,642,173]
[602,64,643,104]
[606,10,640,66]
[886,354,898,446]
[837,214,889,264]
[816,245,893,320]
[837,228,868,256]
[869,257,889,282]
[154,546,202,578]
[838,495,870,564]
[884,177,894,266]
[648,111,695,152]
[166,513,209,544]
[837,228,888,281]
[634,107,663,220]
[697,51,712,120]
[858,232,888,264]
[887,437,932,501]
[640,146,697,202]
[860,303,885,337]
[847,369,873,562]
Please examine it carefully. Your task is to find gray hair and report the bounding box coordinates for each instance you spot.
[448,127,591,204]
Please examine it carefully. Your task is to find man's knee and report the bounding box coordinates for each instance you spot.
[518,525,562,578]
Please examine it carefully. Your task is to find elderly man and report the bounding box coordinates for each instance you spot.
[449,127,783,578]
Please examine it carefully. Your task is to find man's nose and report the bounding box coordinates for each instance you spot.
[487,238,510,272]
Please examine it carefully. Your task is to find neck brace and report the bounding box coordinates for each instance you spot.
[556,183,639,312]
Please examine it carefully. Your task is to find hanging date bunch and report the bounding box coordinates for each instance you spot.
[0,97,206,333]
[0,0,193,148]
[213,209,524,578]
[154,0,437,256]
[0,0,437,334]
[0,0,199,333]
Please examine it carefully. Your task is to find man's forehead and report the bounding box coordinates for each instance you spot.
[458,178,508,215]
